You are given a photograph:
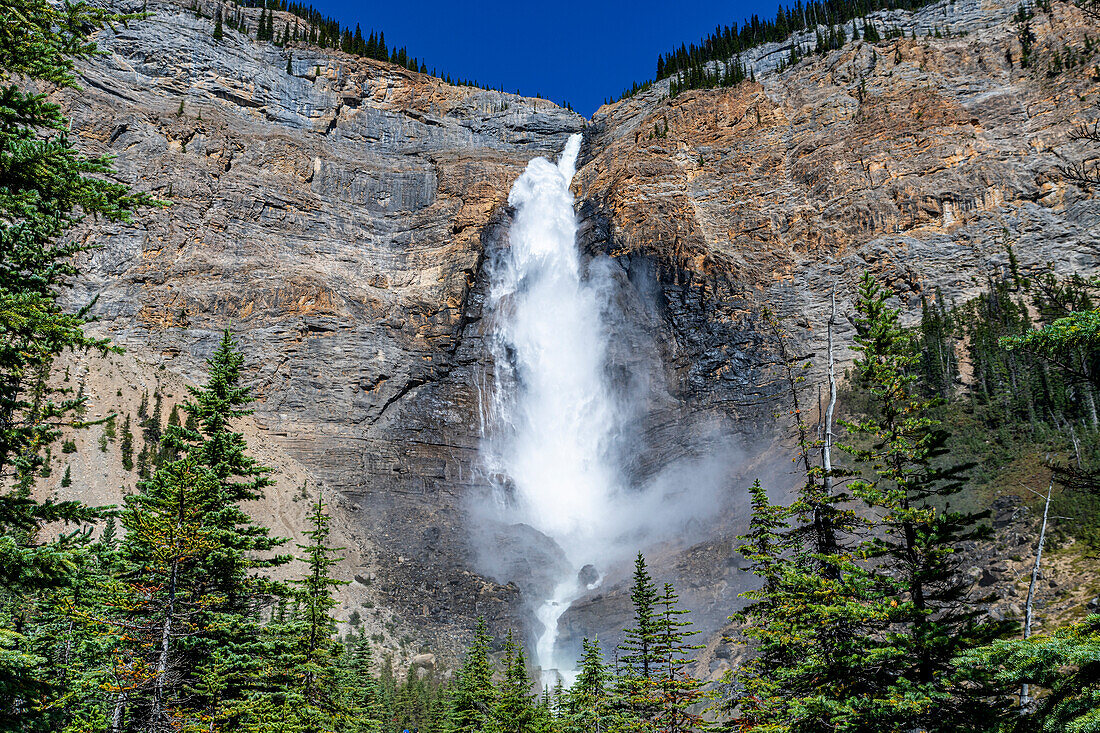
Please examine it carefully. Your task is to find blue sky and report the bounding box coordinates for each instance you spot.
[314,0,776,117]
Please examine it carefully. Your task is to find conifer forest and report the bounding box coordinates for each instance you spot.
[3,0,1100,731]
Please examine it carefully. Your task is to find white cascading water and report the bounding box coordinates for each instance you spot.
[483,133,622,685]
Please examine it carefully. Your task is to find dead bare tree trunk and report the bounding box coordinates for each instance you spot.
[151,558,179,726]
[109,689,127,733]
[1021,478,1054,714]
[822,286,838,495]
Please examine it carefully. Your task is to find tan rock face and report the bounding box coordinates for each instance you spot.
[56,0,1100,662]
[559,0,1100,652]
[579,2,1099,300]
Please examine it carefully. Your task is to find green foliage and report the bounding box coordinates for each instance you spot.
[269,490,349,722]
[493,632,538,733]
[0,0,155,724]
[653,584,707,733]
[561,638,617,733]
[617,553,662,723]
[449,617,496,733]
[844,273,1011,729]
[906,263,1100,546]
[1003,309,1100,387]
[653,0,941,92]
[733,274,1013,732]
[960,615,1100,733]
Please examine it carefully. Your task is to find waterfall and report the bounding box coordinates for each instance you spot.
[482,133,621,684]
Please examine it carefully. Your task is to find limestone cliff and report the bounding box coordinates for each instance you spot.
[56,0,584,660]
[48,0,1100,668]
[562,0,1100,667]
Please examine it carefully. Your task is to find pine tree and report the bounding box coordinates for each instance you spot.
[653,584,706,733]
[493,631,537,733]
[0,0,154,725]
[733,475,885,731]
[864,19,881,42]
[733,277,1011,731]
[213,8,223,40]
[842,273,1012,730]
[617,553,661,726]
[918,288,958,400]
[448,617,496,733]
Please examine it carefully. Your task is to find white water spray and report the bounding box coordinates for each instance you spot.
[482,133,623,684]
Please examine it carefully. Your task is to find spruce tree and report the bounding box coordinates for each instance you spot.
[291,490,347,713]
[734,276,1012,732]
[0,0,154,725]
[106,333,292,731]
[653,584,706,733]
[238,490,347,732]
[733,477,887,731]
[563,638,616,733]
[961,613,1100,731]
[340,630,386,732]
[616,553,661,726]
[448,617,496,733]
[111,457,224,730]
[842,272,1011,730]
[493,631,537,733]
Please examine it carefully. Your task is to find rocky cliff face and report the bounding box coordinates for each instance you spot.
[560,0,1100,661]
[52,0,1100,666]
[58,0,584,658]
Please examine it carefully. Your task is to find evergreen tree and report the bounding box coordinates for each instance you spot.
[917,288,958,400]
[961,613,1100,732]
[214,8,223,40]
[340,631,386,733]
[653,584,706,733]
[105,333,292,731]
[493,631,537,733]
[732,476,886,731]
[0,0,154,725]
[842,273,1012,730]
[449,617,496,733]
[236,490,347,733]
[563,638,616,733]
[864,19,881,42]
[110,457,223,730]
[734,276,1012,732]
[617,553,661,726]
[291,490,347,713]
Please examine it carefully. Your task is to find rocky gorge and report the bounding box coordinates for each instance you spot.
[48,0,1100,673]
